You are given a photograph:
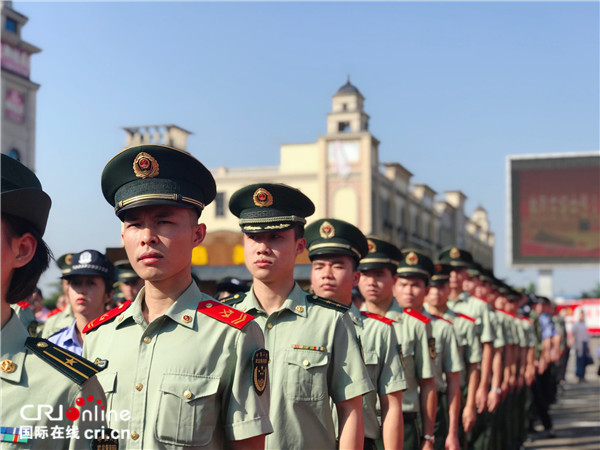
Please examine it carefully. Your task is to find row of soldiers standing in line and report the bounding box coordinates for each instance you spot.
[2,145,563,449]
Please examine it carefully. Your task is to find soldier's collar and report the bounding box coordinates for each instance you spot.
[282,283,308,317]
[163,282,204,329]
[0,312,27,383]
[349,303,364,327]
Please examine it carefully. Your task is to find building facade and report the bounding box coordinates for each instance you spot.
[199,80,495,271]
[1,1,40,169]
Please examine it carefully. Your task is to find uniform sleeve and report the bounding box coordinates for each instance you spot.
[414,320,435,380]
[442,326,464,374]
[491,312,506,349]
[464,321,482,364]
[222,321,273,441]
[479,303,496,344]
[377,324,407,394]
[68,376,108,450]
[328,313,374,403]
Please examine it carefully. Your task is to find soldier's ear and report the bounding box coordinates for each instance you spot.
[295,237,306,256]
[192,223,207,246]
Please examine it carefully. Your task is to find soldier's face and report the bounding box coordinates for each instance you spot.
[67,275,111,319]
[449,269,465,290]
[310,255,359,304]
[120,278,143,301]
[394,276,428,309]
[462,275,479,294]
[121,205,206,284]
[358,268,396,305]
[426,283,449,307]
[243,229,306,283]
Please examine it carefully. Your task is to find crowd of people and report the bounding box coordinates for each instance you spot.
[2,145,575,449]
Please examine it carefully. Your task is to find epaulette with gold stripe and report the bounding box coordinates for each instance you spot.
[306,293,349,313]
[221,292,246,306]
[25,337,104,385]
[456,312,476,323]
[82,300,132,334]
[403,308,431,324]
[198,300,254,330]
[360,311,395,325]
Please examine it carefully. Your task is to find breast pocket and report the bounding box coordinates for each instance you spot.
[155,373,220,446]
[285,348,329,401]
[363,351,380,386]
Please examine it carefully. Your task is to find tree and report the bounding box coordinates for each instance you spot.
[580,283,600,299]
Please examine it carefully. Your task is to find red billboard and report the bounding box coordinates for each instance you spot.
[509,153,600,267]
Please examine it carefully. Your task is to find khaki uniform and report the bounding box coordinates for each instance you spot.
[442,309,482,386]
[347,303,406,440]
[11,304,42,337]
[225,283,372,449]
[83,283,272,449]
[448,293,495,345]
[1,312,105,449]
[426,313,464,393]
[41,306,75,339]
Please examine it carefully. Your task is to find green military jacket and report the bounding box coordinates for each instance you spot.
[518,316,537,349]
[497,310,516,346]
[11,304,42,337]
[347,303,406,440]
[83,283,272,449]
[367,301,435,414]
[424,312,464,393]
[442,308,482,387]
[1,312,106,449]
[225,283,373,449]
[41,306,75,339]
[448,292,496,345]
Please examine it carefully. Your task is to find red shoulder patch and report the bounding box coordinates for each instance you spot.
[83,300,132,334]
[47,306,65,318]
[456,312,476,323]
[497,309,512,317]
[403,308,431,324]
[197,300,254,330]
[473,295,490,305]
[432,314,453,325]
[360,311,395,325]
[16,301,31,309]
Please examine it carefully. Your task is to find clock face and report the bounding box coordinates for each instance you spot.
[328,140,360,164]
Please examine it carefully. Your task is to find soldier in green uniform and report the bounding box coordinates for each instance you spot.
[83,145,272,449]
[394,251,463,450]
[306,218,406,449]
[1,154,107,449]
[223,183,372,449]
[41,254,75,338]
[113,260,143,305]
[425,262,482,448]
[357,238,436,450]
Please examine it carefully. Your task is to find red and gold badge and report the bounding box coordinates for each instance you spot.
[319,221,335,239]
[367,239,376,253]
[133,152,159,179]
[449,247,461,259]
[406,251,419,266]
[253,188,273,207]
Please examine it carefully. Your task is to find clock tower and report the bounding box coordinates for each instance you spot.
[316,78,381,235]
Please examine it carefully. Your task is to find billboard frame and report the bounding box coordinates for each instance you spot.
[506,151,600,270]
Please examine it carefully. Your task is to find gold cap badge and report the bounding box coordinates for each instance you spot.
[65,253,73,265]
[319,221,335,239]
[406,251,419,266]
[449,248,460,259]
[253,188,273,207]
[133,152,159,179]
[1,360,16,373]
[367,239,376,253]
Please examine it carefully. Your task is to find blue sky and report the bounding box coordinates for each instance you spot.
[13,1,599,298]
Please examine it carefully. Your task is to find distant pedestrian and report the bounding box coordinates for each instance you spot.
[571,309,592,383]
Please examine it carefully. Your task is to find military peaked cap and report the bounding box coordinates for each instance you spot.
[305,218,368,262]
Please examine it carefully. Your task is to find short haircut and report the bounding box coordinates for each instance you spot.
[2,213,52,304]
[292,224,305,240]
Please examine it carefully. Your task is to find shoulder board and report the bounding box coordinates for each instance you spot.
[432,314,453,325]
[306,293,349,313]
[519,316,533,323]
[403,308,431,324]
[47,307,65,318]
[360,311,395,325]
[197,300,254,330]
[473,295,491,304]
[82,300,132,334]
[456,312,476,323]
[220,292,247,306]
[16,301,31,309]
[25,337,103,385]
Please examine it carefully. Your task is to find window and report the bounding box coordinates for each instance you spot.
[338,122,350,132]
[7,148,20,161]
[342,103,347,111]
[215,192,225,217]
[6,17,17,33]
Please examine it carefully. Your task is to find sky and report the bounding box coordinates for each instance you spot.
[10,0,599,299]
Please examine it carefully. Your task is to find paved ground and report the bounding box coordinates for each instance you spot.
[524,336,600,450]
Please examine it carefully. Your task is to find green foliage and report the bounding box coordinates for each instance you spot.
[580,283,600,299]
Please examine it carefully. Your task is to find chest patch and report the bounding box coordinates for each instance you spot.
[428,337,437,359]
